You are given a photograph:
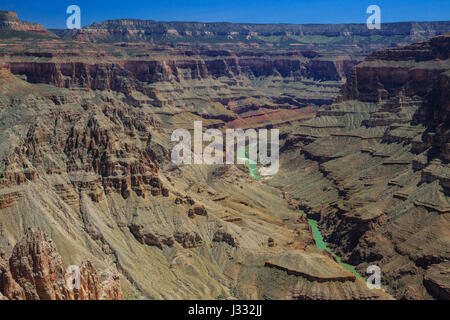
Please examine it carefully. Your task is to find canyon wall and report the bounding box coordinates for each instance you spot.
[53,19,450,46]
[271,32,450,299]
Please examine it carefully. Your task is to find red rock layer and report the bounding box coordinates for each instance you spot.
[0,228,122,300]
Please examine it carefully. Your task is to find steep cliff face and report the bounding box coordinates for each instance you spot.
[122,54,353,83]
[339,32,450,178]
[9,228,72,300]
[2,52,348,89]
[5,62,137,93]
[54,19,450,46]
[0,228,122,300]
[0,37,352,127]
[0,247,25,299]
[412,70,450,162]
[339,33,450,102]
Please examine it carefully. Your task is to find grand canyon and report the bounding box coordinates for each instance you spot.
[0,9,448,300]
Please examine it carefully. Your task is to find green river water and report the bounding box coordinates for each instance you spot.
[237,143,363,279]
[237,143,261,179]
[306,216,364,279]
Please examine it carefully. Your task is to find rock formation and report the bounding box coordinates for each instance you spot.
[0,10,49,35]
[53,19,450,46]
[0,228,122,300]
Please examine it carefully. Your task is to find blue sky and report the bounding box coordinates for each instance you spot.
[1,0,449,29]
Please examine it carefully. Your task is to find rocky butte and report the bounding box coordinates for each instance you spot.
[0,11,448,300]
[0,10,49,36]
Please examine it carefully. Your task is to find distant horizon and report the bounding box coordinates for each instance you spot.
[46,18,450,30]
[1,0,449,29]
[9,12,450,30]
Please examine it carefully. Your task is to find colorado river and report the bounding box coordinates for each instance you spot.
[238,143,363,279]
[305,214,364,279]
[237,142,261,179]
